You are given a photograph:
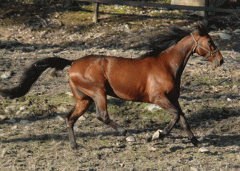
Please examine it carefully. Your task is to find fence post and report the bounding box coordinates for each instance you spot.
[93,3,100,23]
[205,0,209,26]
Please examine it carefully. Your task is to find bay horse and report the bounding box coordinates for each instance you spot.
[0,22,224,149]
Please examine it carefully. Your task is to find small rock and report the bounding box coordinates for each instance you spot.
[206,128,215,135]
[1,148,6,158]
[190,167,199,171]
[7,118,17,123]
[217,33,231,40]
[79,115,86,121]
[234,29,240,33]
[152,130,163,141]
[126,135,136,142]
[232,85,238,92]
[19,106,27,111]
[227,98,232,102]
[149,147,157,151]
[0,115,7,121]
[25,124,33,130]
[220,95,227,100]
[66,92,73,97]
[73,126,81,132]
[11,125,18,130]
[199,147,210,153]
[191,11,205,17]
[55,12,60,18]
[55,115,65,122]
[57,106,69,113]
[22,111,30,115]
[120,163,125,167]
[1,71,13,79]
[20,120,30,124]
[4,106,16,113]
[145,104,162,112]
[16,110,22,115]
[152,131,160,141]
[55,141,64,146]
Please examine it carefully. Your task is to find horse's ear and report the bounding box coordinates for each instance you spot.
[197,21,208,36]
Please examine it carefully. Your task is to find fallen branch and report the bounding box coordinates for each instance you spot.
[216,77,230,85]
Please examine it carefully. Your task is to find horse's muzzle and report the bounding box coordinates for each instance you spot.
[214,58,224,67]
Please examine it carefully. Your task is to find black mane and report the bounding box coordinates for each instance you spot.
[140,27,192,58]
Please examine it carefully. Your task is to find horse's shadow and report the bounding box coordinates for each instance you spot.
[1,104,240,151]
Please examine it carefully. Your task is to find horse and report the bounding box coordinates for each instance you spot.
[0,22,224,149]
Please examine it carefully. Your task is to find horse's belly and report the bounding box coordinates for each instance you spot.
[107,83,149,102]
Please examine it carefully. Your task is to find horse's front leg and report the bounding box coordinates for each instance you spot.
[178,114,201,147]
[149,107,180,141]
[150,97,201,147]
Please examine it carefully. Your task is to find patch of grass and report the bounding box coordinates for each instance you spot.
[142,110,167,119]
[0,92,76,118]
[0,99,13,109]
[59,11,93,32]
[108,105,120,115]
[221,81,240,87]
[83,4,143,15]
[139,102,150,109]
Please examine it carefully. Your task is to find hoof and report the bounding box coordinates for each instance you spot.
[152,130,164,141]
[126,135,136,142]
[199,147,210,153]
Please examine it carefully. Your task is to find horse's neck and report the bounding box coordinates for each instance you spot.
[164,35,195,80]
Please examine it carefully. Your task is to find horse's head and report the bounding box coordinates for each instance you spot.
[191,22,224,67]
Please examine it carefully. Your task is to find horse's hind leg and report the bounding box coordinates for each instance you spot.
[66,85,93,149]
[66,98,93,149]
[94,91,135,141]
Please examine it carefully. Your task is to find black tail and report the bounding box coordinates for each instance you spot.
[0,57,72,99]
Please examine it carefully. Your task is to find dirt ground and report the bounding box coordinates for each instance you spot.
[0,4,240,171]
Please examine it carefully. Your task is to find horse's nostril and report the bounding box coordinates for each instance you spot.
[220,59,224,66]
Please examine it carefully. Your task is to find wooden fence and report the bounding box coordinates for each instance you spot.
[76,0,240,24]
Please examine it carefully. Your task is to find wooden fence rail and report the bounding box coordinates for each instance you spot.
[76,0,240,23]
